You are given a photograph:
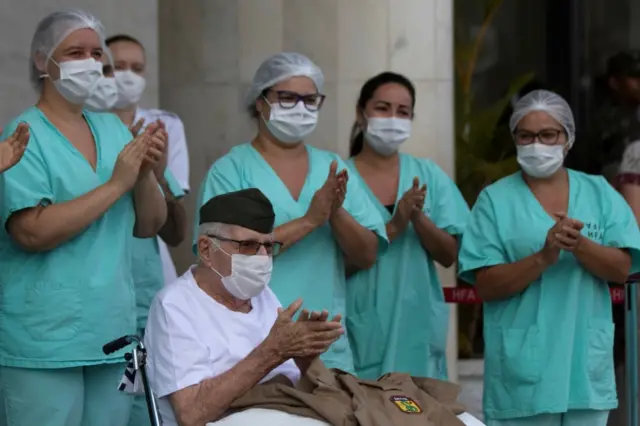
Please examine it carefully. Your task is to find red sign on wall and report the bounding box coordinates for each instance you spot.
[443,286,627,305]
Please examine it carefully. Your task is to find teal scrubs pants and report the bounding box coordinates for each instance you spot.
[128,396,150,426]
[486,410,609,426]
[0,364,131,426]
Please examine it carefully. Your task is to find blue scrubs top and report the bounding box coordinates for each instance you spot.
[0,107,138,368]
[458,170,640,420]
[193,143,388,372]
[345,154,469,380]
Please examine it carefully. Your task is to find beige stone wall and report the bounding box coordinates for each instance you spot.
[159,0,458,378]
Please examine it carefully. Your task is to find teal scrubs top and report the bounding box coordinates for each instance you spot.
[132,170,185,331]
[0,107,138,368]
[457,169,640,420]
[194,143,388,372]
[345,154,469,380]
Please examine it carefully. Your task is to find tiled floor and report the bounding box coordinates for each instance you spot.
[458,359,484,421]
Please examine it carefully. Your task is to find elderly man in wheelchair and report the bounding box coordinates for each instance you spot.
[126,188,483,426]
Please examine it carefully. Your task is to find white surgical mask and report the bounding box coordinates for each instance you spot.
[263,101,318,144]
[48,58,103,105]
[364,116,412,156]
[208,243,272,300]
[113,70,146,109]
[85,77,118,111]
[516,143,565,178]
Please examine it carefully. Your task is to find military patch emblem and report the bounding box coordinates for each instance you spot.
[389,395,422,413]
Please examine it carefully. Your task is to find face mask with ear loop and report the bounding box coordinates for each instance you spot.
[363,115,412,156]
[516,143,566,178]
[203,238,273,300]
[42,57,104,105]
[261,98,319,144]
[85,77,118,111]
[113,70,147,109]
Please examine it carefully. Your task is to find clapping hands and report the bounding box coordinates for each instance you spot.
[0,123,30,173]
[392,177,426,232]
[541,212,584,265]
[110,120,168,192]
[139,120,168,179]
[306,160,349,227]
[265,299,344,361]
[551,212,584,251]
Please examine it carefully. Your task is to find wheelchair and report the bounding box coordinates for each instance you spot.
[103,334,162,426]
[103,279,640,426]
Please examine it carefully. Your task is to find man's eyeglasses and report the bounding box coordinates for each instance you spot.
[513,129,565,146]
[265,90,326,112]
[210,235,282,256]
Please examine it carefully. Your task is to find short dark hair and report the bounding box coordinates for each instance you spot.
[105,34,145,50]
[349,72,416,157]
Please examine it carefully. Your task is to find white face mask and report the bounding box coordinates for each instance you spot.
[85,77,118,111]
[208,243,273,300]
[516,143,565,178]
[263,101,318,144]
[364,117,412,156]
[49,58,103,105]
[113,70,146,109]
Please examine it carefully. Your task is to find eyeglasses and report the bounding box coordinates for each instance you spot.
[265,90,326,112]
[513,129,565,145]
[209,235,282,256]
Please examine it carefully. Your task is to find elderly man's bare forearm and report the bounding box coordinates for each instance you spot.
[132,173,167,238]
[169,343,283,426]
[330,208,378,269]
[6,180,127,252]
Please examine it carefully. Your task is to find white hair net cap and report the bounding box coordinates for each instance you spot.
[30,8,106,89]
[245,52,324,107]
[510,90,576,147]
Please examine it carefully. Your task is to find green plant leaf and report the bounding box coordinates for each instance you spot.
[453,0,536,207]
[455,71,535,204]
[475,157,519,181]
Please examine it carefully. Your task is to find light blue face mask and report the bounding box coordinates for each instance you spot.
[262,99,319,144]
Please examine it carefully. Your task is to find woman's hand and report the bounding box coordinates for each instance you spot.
[332,169,348,213]
[139,121,168,179]
[306,161,340,227]
[129,118,145,137]
[552,212,584,252]
[391,177,425,233]
[411,181,427,222]
[0,123,30,173]
[540,219,563,266]
[110,134,147,192]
